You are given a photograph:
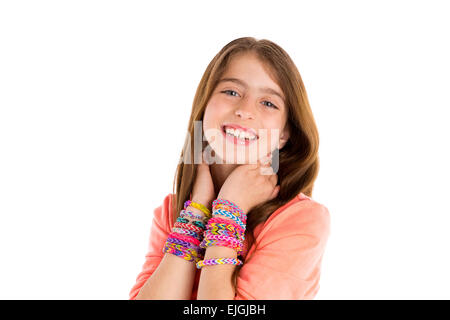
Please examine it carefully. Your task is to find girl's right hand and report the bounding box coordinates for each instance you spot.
[191,150,216,209]
[217,152,279,214]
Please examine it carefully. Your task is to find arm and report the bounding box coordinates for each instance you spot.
[197,207,246,300]
[196,241,238,300]
[135,205,206,300]
[134,252,197,300]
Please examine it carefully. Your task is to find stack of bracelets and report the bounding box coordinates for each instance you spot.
[162,198,247,269]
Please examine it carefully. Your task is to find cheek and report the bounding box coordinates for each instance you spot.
[257,122,284,151]
[202,101,225,146]
[203,100,228,127]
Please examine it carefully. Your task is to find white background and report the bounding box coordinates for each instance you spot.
[1,1,449,299]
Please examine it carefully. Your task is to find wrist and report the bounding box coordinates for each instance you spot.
[192,198,212,209]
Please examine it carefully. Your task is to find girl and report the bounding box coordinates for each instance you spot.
[129,37,330,300]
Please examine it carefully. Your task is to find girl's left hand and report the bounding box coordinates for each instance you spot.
[217,153,279,214]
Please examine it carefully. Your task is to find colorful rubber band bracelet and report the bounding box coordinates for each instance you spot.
[212,209,246,229]
[180,209,206,221]
[212,198,245,217]
[196,257,243,269]
[184,200,211,218]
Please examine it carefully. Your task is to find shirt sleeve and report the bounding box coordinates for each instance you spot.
[129,193,173,300]
[234,201,331,300]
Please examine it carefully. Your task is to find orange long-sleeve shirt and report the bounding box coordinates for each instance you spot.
[129,192,330,300]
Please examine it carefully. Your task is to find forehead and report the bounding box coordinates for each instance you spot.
[219,53,285,102]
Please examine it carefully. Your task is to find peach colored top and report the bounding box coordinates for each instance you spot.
[129,192,330,300]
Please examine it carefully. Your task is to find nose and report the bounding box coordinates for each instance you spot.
[234,98,255,120]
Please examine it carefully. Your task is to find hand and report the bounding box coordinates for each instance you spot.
[191,150,216,209]
[217,152,279,214]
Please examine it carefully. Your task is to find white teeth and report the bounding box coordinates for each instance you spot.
[224,126,257,141]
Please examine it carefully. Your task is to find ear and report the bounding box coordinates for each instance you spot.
[279,124,290,149]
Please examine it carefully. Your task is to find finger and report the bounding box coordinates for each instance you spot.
[248,163,259,170]
[202,150,212,165]
[260,153,272,165]
[257,157,271,168]
[199,151,211,169]
[259,165,273,176]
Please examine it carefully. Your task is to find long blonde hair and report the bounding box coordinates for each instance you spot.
[171,36,321,286]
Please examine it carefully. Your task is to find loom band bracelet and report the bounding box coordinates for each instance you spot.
[184,200,211,218]
[173,226,204,238]
[203,233,243,251]
[206,224,245,240]
[172,224,204,235]
[212,198,245,214]
[169,230,201,243]
[212,198,245,217]
[206,222,246,242]
[208,228,245,242]
[174,221,204,233]
[211,209,246,225]
[172,227,203,241]
[172,228,203,241]
[207,221,246,236]
[209,226,245,241]
[176,216,190,224]
[213,204,247,220]
[168,233,201,246]
[213,204,247,219]
[213,204,240,215]
[206,217,246,233]
[196,257,243,269]
[180,209,208,222]
[179,209,204,221]
[176,218,207,230]
[174,221,202,230]
[164,242,201,259]
[163,243,197,262]
[211,230,245,241]
[177,218,207,230]
[211,212,245,231]
[164,241,198,256]
[165,247,199,263]
[204,234,242,247]
[212,209,246,230]
[208,224,244,235]
[212,208,247,225]
[166,237,199,250]
[191,220,206,229]
[189,202,212,219]
[166,237,201,250]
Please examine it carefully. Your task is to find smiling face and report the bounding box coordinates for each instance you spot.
[203,51,290,164]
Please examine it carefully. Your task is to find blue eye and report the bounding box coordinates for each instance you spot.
[221,90,239,97]
[262,101,278,109]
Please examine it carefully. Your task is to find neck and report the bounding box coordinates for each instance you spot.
[209,162,239,196]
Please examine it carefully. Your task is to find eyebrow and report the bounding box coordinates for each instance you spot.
[217,77,285,103]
